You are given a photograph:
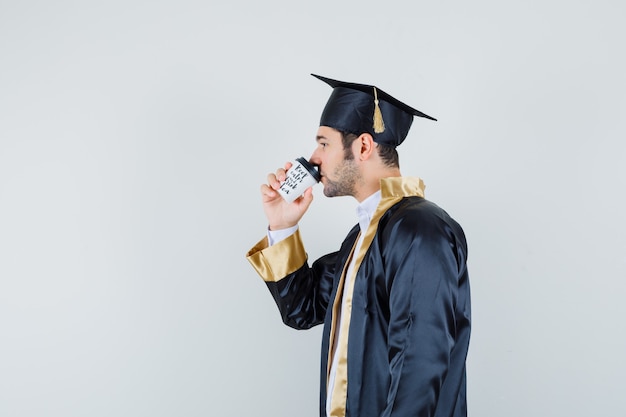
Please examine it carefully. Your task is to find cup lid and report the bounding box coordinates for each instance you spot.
[295,157,321,182]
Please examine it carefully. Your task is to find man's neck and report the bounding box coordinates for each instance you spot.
[353,170,402,202]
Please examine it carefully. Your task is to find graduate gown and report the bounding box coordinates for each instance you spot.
[246,177,471,417]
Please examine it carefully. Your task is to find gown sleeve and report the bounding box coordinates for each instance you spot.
[246,228,337,330]
[380,208,471,417]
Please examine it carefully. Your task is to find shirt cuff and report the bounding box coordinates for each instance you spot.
[268,225,299,246]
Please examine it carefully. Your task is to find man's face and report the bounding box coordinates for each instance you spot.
[309,126,359,198]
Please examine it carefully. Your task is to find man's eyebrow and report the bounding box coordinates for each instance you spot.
[316,135,328,142]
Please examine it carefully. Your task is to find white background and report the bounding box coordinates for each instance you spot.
[1,1,625,416]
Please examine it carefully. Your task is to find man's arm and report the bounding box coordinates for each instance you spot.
[246,229,335,330]
[247,161,332,329]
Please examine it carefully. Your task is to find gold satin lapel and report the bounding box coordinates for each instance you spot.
[379,176,425,199]
[326,238,358,383]
[329,196,401,417]
[329,177,426,417]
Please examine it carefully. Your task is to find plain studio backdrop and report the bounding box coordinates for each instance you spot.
[1,1,624,416]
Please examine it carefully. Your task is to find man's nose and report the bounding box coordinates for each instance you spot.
[309,150,320,166]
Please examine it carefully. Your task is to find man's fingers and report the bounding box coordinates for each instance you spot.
[267,164,290,189]
[302,187,314,204]
[266,173,280,190]
[275,167,287,183]
[261,184,278,200]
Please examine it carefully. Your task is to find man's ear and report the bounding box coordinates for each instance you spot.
[357,133,375,161]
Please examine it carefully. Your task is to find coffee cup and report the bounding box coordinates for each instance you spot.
[278,157,321,203]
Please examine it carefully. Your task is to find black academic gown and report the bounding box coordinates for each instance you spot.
[247,177,471,417]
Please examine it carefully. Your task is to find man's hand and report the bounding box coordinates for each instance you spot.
[261,161,314,230]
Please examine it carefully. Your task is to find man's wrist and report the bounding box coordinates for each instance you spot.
[267,224,299,246]
[268,222,297,231]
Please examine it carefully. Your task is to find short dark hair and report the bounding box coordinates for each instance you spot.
[339,130,399,168]
[376,142,400,168]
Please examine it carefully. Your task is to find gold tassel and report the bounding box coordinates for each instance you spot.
[373,87,385,133]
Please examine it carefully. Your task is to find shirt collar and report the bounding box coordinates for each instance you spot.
[356,190,382,232]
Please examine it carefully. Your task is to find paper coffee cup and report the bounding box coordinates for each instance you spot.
[278,157,321,203]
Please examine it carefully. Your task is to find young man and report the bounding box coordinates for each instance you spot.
[246,74,471,417]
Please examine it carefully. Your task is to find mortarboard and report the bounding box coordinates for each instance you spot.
[312,74,436,147]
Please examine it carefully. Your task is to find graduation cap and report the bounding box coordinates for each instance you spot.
[312,74,436,147]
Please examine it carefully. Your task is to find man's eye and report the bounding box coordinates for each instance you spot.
[320,143,328,148]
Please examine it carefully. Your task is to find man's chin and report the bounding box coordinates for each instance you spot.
[322,186,336,198]
[322,187,345,198]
